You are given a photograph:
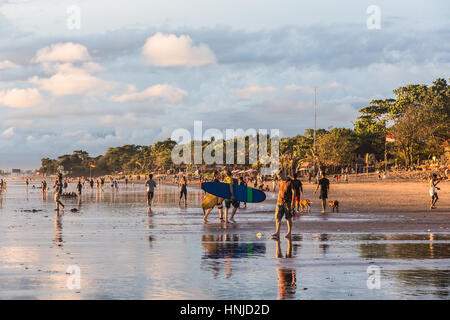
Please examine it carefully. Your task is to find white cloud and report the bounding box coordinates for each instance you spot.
[283,85,315,94]
[0,60,16,70]
[142,33,217,67]
[112,84,188,104]
[231,86,277,99]
[327,81,346,89]
[1,127,15,139]
[99,113,140,126]
[33,42,91,63]
[0,88,43,108]
[29,63,115,96]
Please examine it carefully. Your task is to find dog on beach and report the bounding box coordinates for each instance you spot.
[328,200,339,212]
[299,199,311,214]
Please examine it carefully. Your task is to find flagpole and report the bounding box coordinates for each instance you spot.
[384,140,387,172]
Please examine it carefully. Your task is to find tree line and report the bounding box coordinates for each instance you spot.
[39,78,449,177]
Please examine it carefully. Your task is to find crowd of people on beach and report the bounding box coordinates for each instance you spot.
[0,166,445,235]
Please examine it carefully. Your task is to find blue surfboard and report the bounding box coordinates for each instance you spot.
[201,182,266,203]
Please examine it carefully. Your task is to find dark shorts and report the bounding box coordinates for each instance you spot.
[275,203,292,220]
[319,192,328,200]
[147,191,154,201]
[179,188,187,198]
[225,199,240,209]
[432,192,438,200]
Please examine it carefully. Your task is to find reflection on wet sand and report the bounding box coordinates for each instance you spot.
[275,238,296,300]
[393,269,449,297]
[357,233,450,260]
[1,182,449,299]
[201,234,266,278]
[54,211,63,246]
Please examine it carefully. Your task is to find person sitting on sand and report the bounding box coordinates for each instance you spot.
[314,172,330,214]
[271,170,295,239]
[429,173,441,210]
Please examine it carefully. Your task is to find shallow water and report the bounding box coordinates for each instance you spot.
[0,182,448,299]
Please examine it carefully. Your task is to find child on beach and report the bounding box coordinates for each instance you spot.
[429,173,441,209]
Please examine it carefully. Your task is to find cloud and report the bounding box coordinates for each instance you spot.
[29,63,115,96]
[0,88,43,108]
[0,60,16,70]
[1,127,15,139]
[112,84,188,104]
[283,85,315,94]
[231,86,277,99]
[142,32,217,67]
[99,112,140,126]
[33,42,91,63]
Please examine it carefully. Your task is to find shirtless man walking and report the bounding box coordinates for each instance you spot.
[314,172,330,213]
[271,170,295,239]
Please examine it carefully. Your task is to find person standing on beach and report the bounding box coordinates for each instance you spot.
[291,173,303,215]
[223,169,239,223]
[271,170,294,239]
[41,180,47,200]
[203,171,224,223]
[429,173,441,209]
[76,179,82,196]
[314,172,330,213]
[179,176,187,206]
[54,175,65,211]
[239,176,247,209]
[145,174,157,208]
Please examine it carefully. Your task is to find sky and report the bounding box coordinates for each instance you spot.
[0,0,449,169]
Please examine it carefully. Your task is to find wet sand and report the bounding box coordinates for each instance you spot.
[0,180,448,299]
[260,181,450,234]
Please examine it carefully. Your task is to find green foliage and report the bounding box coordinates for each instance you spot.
[39,78,449,175]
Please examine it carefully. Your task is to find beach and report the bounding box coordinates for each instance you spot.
[0,179,448,299]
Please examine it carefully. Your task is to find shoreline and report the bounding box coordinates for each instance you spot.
[3,178,449,234]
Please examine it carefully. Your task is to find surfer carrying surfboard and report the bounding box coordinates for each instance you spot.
[202,171,224,223]
[271,170,295,239]
[223,169,240,223]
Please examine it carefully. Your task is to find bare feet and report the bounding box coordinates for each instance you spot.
[284,233,291,239]
[203,217,208,223]
[271,233,280,239]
